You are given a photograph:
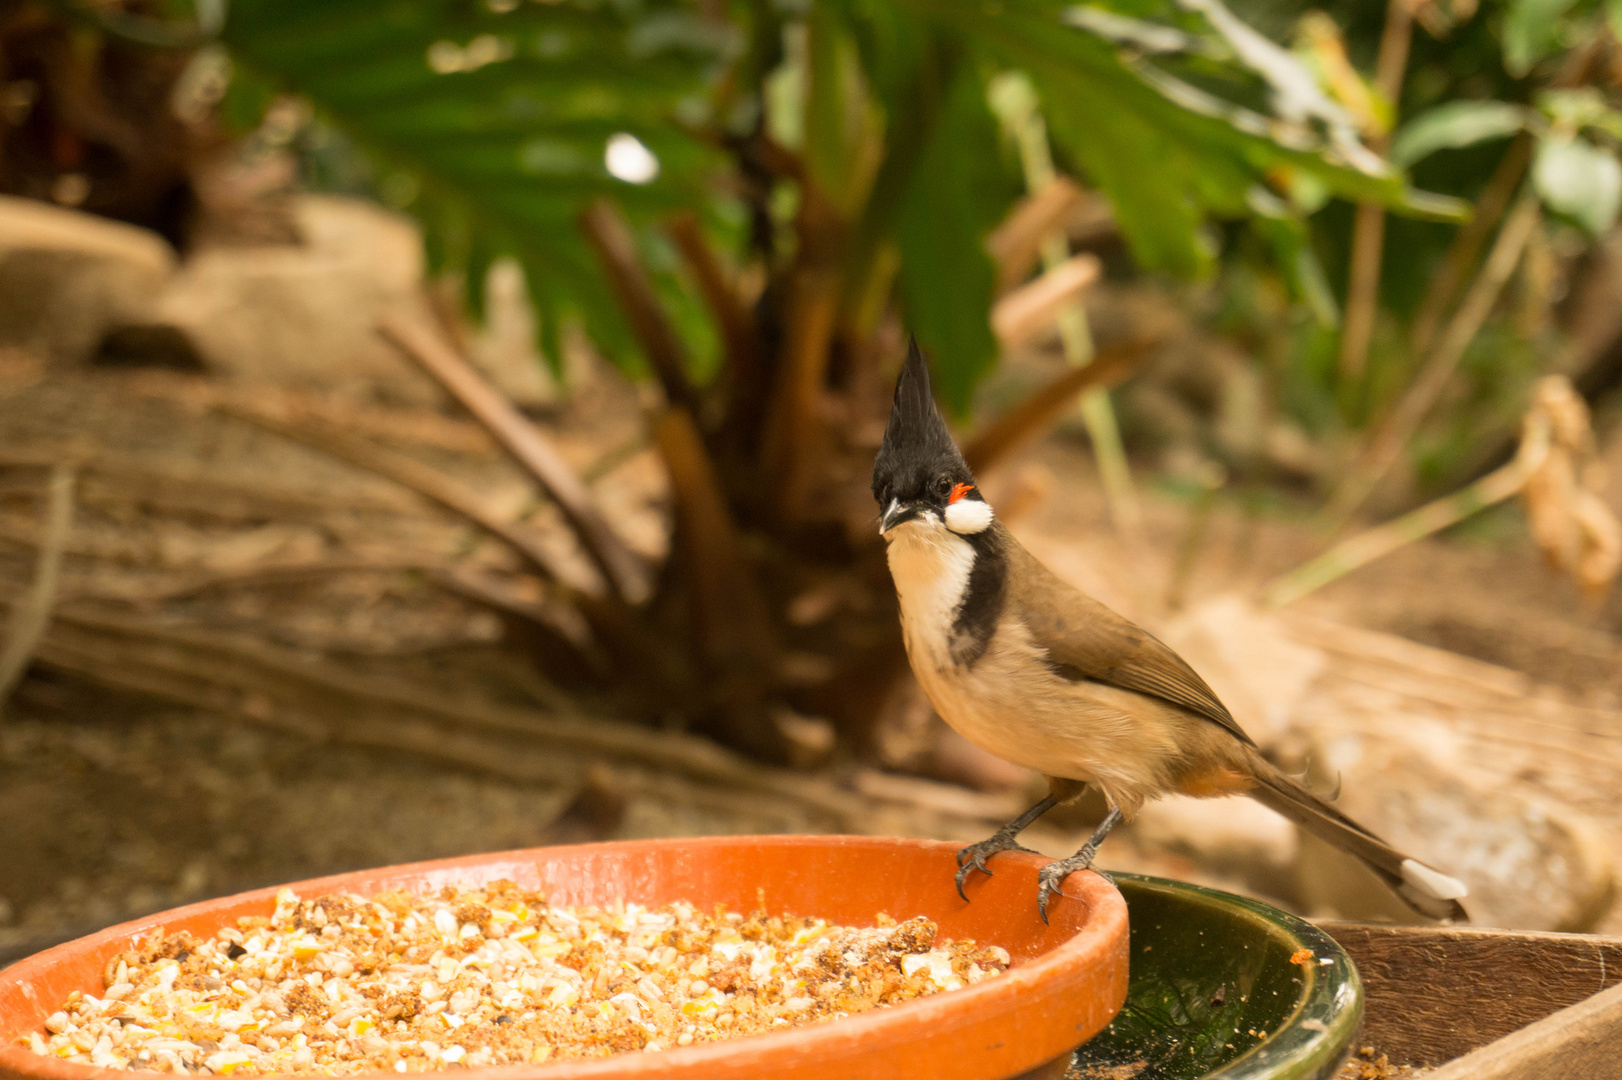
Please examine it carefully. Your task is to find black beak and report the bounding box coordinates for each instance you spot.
[880,499,922,534]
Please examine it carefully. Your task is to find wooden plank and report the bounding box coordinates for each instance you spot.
[1320,922,1622,1066]
[1424,979,1622,1080]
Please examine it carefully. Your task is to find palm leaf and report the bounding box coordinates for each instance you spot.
[222,0,726,370]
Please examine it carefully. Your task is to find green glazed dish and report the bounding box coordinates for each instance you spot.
[1067,874,1363,1080]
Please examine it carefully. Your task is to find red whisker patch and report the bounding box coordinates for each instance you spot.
[948,483,974,504]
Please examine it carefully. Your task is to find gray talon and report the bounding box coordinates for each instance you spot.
[953,832,1035,902]
[1035,845,1099,924]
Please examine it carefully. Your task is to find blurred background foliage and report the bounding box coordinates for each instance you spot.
[4,0,1621,752]
[29,0,1443,410]
[11,0,1618,485]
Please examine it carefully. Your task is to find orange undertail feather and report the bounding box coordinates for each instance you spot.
[1177,765,1258,799]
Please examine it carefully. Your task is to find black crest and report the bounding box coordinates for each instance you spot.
[872,339,971,504]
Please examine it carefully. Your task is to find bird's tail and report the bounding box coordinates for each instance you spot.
[1247,760,1468,921]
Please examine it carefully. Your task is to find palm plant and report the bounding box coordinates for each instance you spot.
[34,0,1446,759]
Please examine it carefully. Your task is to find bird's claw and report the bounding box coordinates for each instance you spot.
[953,832,1036,902]
[1036,845,1104,924]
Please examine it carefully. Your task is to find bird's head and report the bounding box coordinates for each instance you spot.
[872,339,993,539]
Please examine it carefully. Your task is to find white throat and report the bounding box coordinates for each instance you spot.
[884,517,974,671]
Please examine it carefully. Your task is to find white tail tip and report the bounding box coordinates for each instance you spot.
[1401,858,1468,900]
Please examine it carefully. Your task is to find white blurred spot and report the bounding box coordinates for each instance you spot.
[605,133,659,184]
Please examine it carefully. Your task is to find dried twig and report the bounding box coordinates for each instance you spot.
[218,399,586,591]
[379,314,647,604]
[990,254,1101,352]
[986,176,1086,294]
[1409,136,1533,359]
[962,339,1156,474]
[579,198,700,415]
[34,608,865,825]
[1266,453,1532,608]
[1322,190,1541,529]
[0,465,74,713]
[216,406,681,685]
[1268,375,1619,605]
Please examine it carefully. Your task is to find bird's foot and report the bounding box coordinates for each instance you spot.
[1036,846,1109,924]
[954,830,1038,901]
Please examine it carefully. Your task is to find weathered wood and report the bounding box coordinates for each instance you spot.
[1424,979,1622,1080]
[1320,921,1622,1066]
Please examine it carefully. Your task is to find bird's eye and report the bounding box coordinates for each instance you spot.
[934,476,954,498]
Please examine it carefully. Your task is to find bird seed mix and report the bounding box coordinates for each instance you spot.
[21,880,1011,1074]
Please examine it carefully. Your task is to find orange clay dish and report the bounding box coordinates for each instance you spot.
[0,837,1130,1080]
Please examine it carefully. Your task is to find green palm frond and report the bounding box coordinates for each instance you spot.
[223,0,727,368]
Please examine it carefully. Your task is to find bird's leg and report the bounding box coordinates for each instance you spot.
[1037,806,1124,924]
[954,793,1063,901]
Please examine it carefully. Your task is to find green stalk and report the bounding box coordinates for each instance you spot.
[1263,444,1540,608]
[992,75,1140,534]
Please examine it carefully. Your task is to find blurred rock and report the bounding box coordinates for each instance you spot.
[770,706,837,769]
[1163,596,1325,748]
[470,258,559,407]
[0,195,175,363]
[541,765,627,845]
[91,324,207,371]
[1130,794,1298,903]
[1294,730,1616,931]
[156,195,441,403]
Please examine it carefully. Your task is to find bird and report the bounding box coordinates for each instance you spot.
[872,339,1468,923]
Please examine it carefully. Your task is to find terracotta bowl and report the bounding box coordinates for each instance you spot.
[0,836,1129,1080]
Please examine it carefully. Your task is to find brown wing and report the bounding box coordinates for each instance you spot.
[1003,534,1255,746]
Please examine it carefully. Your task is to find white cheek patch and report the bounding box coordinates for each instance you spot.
[944,498,994,535]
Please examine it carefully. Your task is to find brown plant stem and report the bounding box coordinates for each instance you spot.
[1335,0,1416,382]
[963,338,1156,474]
[1339,204,1389,382]
[666,210,760,410]
[651,407,777,669]
[379,313,646,604]
[1322,189,1541,529]
[763,266,840,518]
[579,198,700,415]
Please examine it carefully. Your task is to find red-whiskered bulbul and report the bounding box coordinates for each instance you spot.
[873,340,1468,923]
